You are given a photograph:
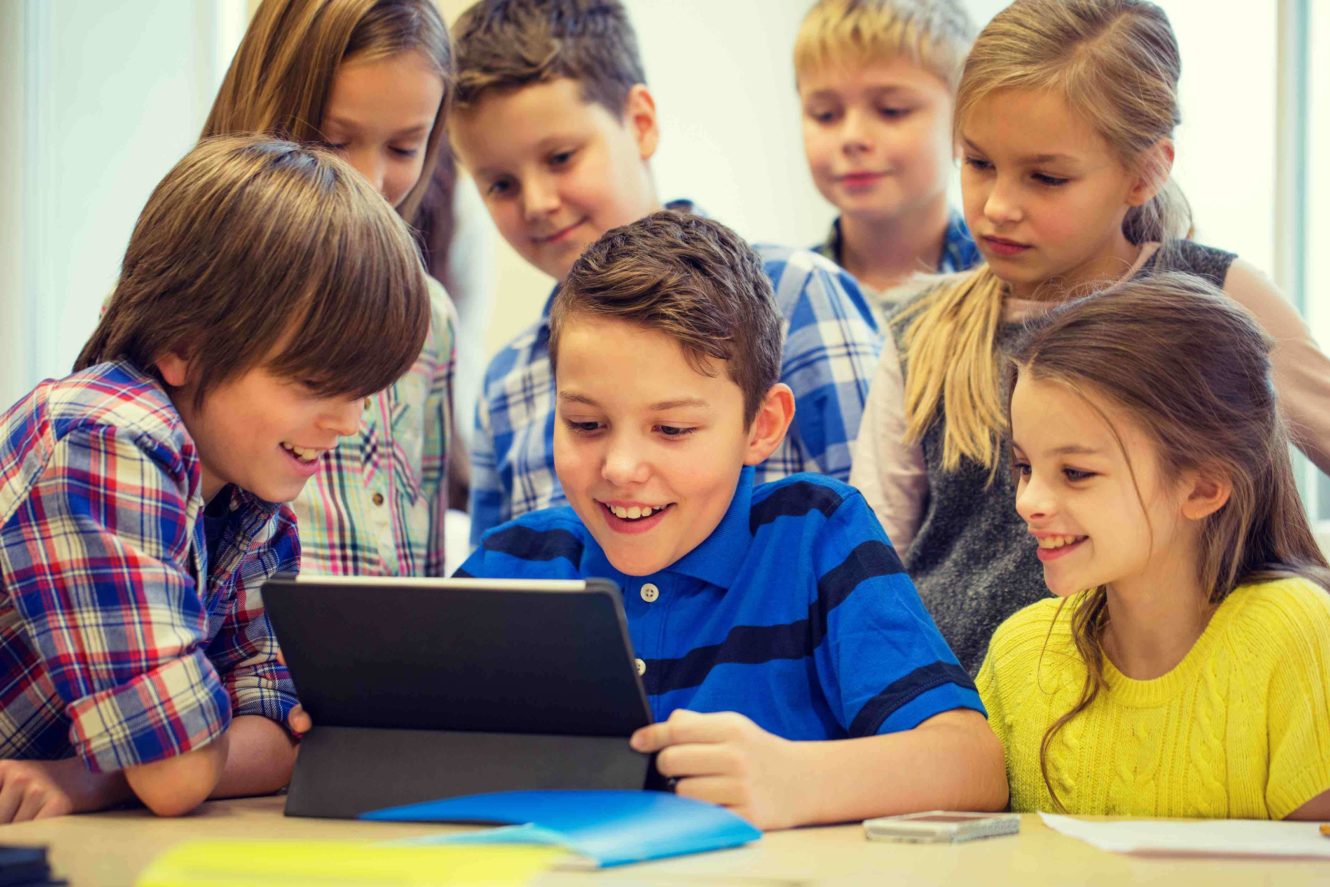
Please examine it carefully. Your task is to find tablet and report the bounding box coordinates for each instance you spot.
[262,574,655,818]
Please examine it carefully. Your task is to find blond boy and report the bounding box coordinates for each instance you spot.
[796,0,980,317]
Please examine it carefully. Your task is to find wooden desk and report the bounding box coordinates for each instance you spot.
[0,796,1325,886]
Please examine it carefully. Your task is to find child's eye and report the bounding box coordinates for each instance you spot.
[563,418,603,434]
[486,177,515,198]
[963,156,993,172]
[876,106,911,119]
[807,108,838,124]
[1012,459,1032,477]
[390,145,421,158]
[548,149,576,168]
[655,425,695,438]
[323,140,349,152]
[1033,172,1069,186]
[1062,467,1095,482]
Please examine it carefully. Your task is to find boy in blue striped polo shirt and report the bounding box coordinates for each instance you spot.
[457,212,1007,829]
[449,0,883,548]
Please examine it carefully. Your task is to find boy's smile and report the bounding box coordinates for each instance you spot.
[552,315,759,576]
[161,358,363,505]
[451,77,660,282]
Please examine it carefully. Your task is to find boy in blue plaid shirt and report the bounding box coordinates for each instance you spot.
[0,137,429,820]
[449,0,884,547]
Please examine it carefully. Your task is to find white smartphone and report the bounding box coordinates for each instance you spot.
[863,811,1020,844]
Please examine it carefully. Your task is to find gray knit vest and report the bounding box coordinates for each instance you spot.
[894,241,1236,674]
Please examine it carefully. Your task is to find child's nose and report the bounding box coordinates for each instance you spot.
[600,435,649,486]
[983,178,1023,224]
[839,108,872,151]
[346,148,388,200]
[1015,473,1053,522]
[522,176,561,219]
[322,396,363,438]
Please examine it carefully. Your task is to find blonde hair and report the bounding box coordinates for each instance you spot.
[793,0,974,91]
[1006,273,1330,811]
[77,136,430,408]
[203,0,453,222]
[900,0,1191,473]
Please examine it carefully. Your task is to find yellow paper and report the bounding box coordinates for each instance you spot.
[135,838,563,886]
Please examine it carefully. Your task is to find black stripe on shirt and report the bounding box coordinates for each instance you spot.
[646,540,905,696]
[810,540,905,647]
[481,525,584,568]
[644,619,810,697]
[848,661,976,737]
[748,482,844,534]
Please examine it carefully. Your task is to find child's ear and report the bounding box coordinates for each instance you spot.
[742,383,796,466]
[1127,138,1174,207]
[622,84,660,161]
[1180,464,1231,522]
[155,350,193,388]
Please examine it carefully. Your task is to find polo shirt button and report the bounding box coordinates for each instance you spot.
[371,492,385,507]
[634,658,646,676]
[640,583,659,603]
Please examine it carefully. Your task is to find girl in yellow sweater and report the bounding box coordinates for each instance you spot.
[978,272,1330,820]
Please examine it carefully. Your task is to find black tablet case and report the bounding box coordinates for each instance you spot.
[262,575,653,819]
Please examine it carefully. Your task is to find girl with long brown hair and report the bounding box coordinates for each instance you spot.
[849,0,1330,674]
[205,0,459,576]
[978,273,1330,820]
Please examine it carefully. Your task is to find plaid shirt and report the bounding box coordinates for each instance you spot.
[291,278,457,577]
[468,243,882,546]
[0,361,298,772]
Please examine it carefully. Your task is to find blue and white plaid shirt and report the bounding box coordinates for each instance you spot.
[468,243,883,546]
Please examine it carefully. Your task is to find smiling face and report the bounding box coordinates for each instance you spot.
[450,78,660,282]
[960,88,1153,299]
[552,315,777,576]
[1010,372,1199,598]
[161,356,363,505]
[799,57,955,225]
[322,49,445,209]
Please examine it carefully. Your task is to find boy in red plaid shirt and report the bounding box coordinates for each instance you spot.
[0,136,429,820]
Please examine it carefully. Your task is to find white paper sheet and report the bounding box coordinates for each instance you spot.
[1040,813,1330,859]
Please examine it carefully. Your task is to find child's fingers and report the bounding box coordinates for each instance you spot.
[655,740,741,779]
[0,778,23,823]
[632,710,741,751]
[13,785,46,822]
[673,774,745,808]
[287,704,312,734]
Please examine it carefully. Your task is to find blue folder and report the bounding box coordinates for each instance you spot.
[362,789,762,868]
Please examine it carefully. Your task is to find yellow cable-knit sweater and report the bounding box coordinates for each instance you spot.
[977,577,1330,819]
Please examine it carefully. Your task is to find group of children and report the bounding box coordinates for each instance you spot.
[0,0,1326,831]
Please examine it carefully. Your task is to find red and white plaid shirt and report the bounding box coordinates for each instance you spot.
[0,360,298,772]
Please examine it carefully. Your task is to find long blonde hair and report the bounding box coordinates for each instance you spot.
[1008,273,1330,811]
[900,0,1190,473]
[203,0,453,222]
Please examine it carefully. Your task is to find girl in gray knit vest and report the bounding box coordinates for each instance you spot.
[849,0,1330,674]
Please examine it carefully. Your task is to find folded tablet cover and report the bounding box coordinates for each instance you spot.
[365,790,763,867]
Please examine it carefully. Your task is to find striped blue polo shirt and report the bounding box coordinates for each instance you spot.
[456,467,983,741]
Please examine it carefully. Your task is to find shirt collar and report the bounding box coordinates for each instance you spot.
[661,465,756,589]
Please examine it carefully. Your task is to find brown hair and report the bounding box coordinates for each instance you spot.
[794,0,975,91]
[899,0,1190,475]
[550,211,783,424]
[1007,272,1330,811]
[77,136,430,408]
[451,0,646,115]
[202,0,453,222]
